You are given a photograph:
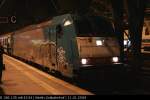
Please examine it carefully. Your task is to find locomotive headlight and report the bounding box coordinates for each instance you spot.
[124,40,128,46]
[112,57,119,63]
[96,40,103,46]
[124,40,131,47]
[64,20,72,26]
[81,59,87,65]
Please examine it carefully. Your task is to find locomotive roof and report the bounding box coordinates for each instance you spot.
[50,14,115,37]
[12,14,115,37]
[14,20,52,34]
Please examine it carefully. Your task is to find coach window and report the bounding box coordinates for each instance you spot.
[6,38,7,44]
[5,38,7,45]
[2,38,4,46]
[3,38,5,45]
[145,27,150,35]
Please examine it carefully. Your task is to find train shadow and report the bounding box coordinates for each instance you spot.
[75,64,144,95]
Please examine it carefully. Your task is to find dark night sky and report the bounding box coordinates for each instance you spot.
[0,0,149,34]
[0,0,57,33]
[0,0,92,34]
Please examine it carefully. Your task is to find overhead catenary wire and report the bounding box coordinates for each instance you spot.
[0,0,6,9]
[50,0,58,12]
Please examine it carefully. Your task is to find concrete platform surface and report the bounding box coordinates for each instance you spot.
[0,55,93,95]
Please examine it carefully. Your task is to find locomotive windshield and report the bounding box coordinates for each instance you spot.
[75,16,115,37]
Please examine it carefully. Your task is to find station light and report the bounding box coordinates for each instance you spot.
[64,20,72,26]
[81,59,87,65]
[124,40,128,46]
[96,40,103,46]
[124,40,131,47]
[112,57,119,63]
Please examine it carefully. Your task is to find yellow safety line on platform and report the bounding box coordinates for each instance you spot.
[4,55,93,95]
[5,59,63,95]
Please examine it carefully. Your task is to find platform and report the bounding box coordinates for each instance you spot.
[0,55,93,95]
